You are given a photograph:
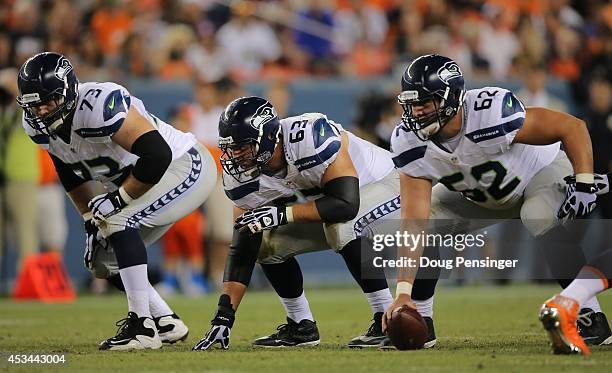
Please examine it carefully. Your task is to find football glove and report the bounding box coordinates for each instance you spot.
[88,187,132,224]
[83,218,109,271]
[193,294,235,351]
[563,173,610,195]
[557,176,598,219]
[234,206,290,234]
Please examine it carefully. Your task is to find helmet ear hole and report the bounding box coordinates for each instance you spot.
[454,89,462,100]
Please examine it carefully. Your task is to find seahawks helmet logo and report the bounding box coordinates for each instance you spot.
[250,104,277,130]
[437,61,462,84]
[55,58,73,81]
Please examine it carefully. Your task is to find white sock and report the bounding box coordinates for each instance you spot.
[414,296,434,318]
[560,267,607,306]
[148,282,173,318]
[365,288,393,314]
[119,264,151,318]
[581,297,602,313]
[280,291,314,322]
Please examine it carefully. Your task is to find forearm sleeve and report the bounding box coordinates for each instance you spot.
[223,229,263,286]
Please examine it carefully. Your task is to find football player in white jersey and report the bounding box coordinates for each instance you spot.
[193,96,399,350]
[383,54,611,354]
[17,52,217,351]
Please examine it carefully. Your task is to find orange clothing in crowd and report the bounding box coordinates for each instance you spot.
[550,58,580,81]
[90,8,132,55]
[38,149,58,185]
[161,209,204,260]
[349,44,392,77]
[335,0,392,10]
[158,60,193,81]
[205,145,223,174]
[486,0,546,16]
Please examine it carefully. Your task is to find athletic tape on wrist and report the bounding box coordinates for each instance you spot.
[286,206,294,223]
[576,173,594,184]
[118,186,134,204]
[396,281,413,296]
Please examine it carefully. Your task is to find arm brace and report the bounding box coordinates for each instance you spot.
[130,130,172,184]
[314,176,360,223]
[223,229,263,286]
[50,153,88,192]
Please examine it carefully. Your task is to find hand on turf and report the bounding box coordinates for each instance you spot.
[234,206,289,234]
[557,177,598,219]
[193,294,235,351]
[382,294,416,333]
[83,219,109,270]
[192,324,231,350]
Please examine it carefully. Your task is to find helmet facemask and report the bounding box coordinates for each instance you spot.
[220,138,261,183]
[19,94,68,137]
[219,126,280,183]
[398,87,462,141]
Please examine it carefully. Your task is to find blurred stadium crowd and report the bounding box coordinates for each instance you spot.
[0,0,611,294]
[0,0,609,86]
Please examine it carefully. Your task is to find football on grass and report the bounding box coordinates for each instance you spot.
[386,305,427,350]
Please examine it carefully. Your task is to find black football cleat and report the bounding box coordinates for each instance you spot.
[380,316,437,349]
[253,318,320,348]
[153,313,189,344]
[348,312,386,348]
[577,308,612,346]
[99,312,162,351]
[423,316,437,348]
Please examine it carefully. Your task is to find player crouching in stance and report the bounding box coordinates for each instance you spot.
[17,52,216,350]
[193,97,398,350]
[382,54,611,351]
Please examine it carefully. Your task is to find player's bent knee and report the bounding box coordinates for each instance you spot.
[256,255,287,265]
[324,224,355,253]
[520,201,557,237]
[92,257,119,279]
[520,216,557,237]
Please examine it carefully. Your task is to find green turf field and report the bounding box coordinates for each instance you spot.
[1,284,611,372]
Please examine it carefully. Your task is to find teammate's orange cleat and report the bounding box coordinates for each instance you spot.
[539,295,591,355]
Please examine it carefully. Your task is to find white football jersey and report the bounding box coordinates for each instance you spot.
[224,112,394,210]
[24,81,196,190]
[391,87,560,209]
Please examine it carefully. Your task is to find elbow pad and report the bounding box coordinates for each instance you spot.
[130,131,172,184]
[223,229,263,286]
[315,176,360,223]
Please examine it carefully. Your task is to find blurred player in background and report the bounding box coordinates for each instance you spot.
[158,208,208,297]
[155,106,208,297]
[37,148,68,255]
[193,96,398,350]
[0,68,40,274]
[175,76,241,290]
[385,54,611,352]
[17,52,216,350]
